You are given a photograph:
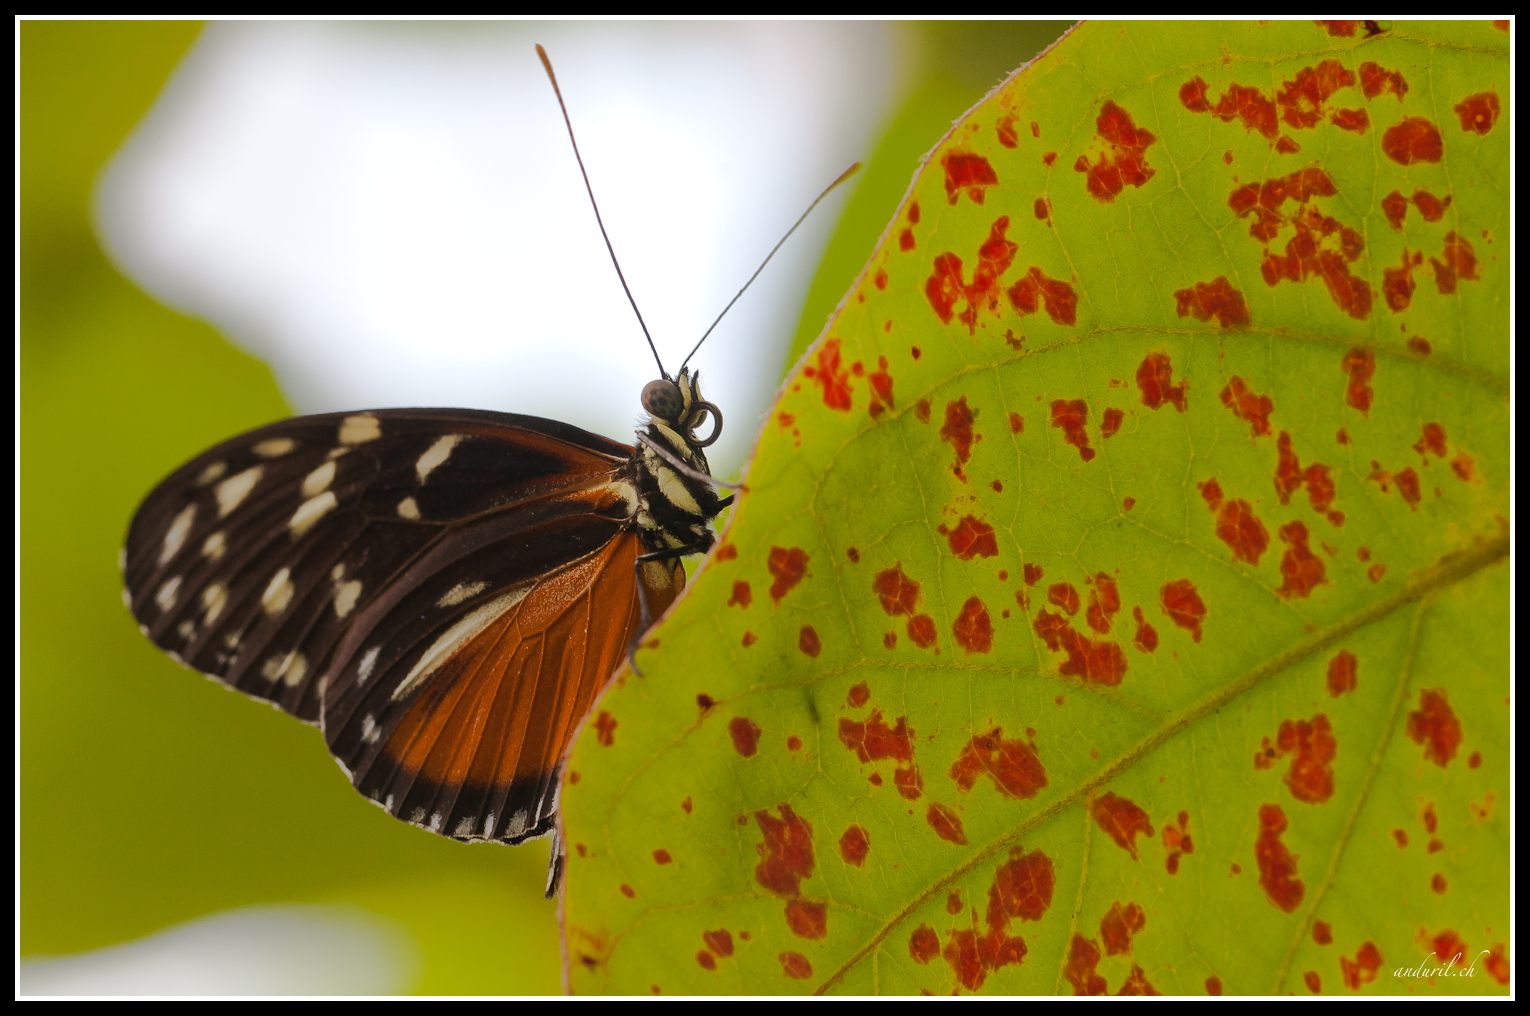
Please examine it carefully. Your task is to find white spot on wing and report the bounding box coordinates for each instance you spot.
[484,812,497,838]
[160,504,197,564]
[252,437,297,458]
[339,414,381,445]
[453,815,476,837]
[154,575,183,612]
[200,582,228,624]
[261,651,301,683]
[289,491,339,538]
[215,466,263,517]
[301,460,337,497]
[415,434,463,483]
[506,808,529,838]
[201,531,226,561]
[333,580,363,618]
[357,646,381,684]
[360,713,381,745]
[396,496,421,521]
[429,812,444,833]
[283,653,308,687]
[436,580,486,607]
[176,620,196,640]
[390,586,529,702]
[261,567,295,616]
[195,461,227,487]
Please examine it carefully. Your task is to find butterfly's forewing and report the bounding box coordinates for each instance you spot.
[124,408,671,843]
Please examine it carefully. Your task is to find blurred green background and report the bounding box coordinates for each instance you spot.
[19,19,1068,994]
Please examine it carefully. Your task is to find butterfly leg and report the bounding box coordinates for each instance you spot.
[626,544,704,676]
[637,432,746,492]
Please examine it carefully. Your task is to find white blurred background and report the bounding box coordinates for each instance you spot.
[94,21,902,476]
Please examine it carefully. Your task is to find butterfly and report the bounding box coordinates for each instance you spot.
[120,44,856,894]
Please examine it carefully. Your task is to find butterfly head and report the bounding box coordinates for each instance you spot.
[641,368,721,449]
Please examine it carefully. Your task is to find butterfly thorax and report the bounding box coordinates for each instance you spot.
[629,368,725,555]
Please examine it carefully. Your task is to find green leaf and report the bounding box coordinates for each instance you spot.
[561,21,1509,995]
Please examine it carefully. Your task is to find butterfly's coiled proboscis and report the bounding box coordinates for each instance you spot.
[122,373,722,874]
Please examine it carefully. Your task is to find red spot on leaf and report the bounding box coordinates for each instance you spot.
[927,802,968,844]
[914,397,931,423]
[594,710,617,746]
[1231,168,1373,319]
[740,630,756,647]
[1430,231,1480,293]
[1074,100,1156,202]
[1065,935,1108,995]
[727,580,752,608]
[1007,411,1024,434]
[946,514,999,560]
[1160,579,1206,642]
[767,546,809,603]
[910,925,939,964]
[1256,803,1304,912]
[1101,901,1146,956]
[991,848,1055,923]
[1007,266,1079,326]
[1206,976,1223,995]
[1303,971,1321,993]
[1214,498,1271,566]
[1277,60,1356,130]
[1381,189,1408,229]
[1412,189,1450,221]
[1258,714,1337,803]
[715,543,737,561]
[1332,107,1369,133]
[838,825,869,867]
[1048,582,1080,616]
[940,396,980,480]
[784,899,827,940]
[1407,689,1462,767]
[1180,75,1278,138]
[754,804,814,897]
[1451,452,1475,480]
[729,717,761,758]
[1033,197,1050,220]
[1454,91,1500,134]
[1092,792,1155,858]
[1339,942,1382,990]
[1383,252,1430,319]
[873,564,921,617]
[804,338,853,411]
[996,113,1019,149]
[620,883,635,898]
[1132,606,1159,653]
[1042,150,1057,167]
[867,355,894,418]
[681,796,692,814]
[950,727,1048,799]
[696,950,715,970]
[1050,399,1096,461]
[908,614,938,649]
[953,597,994,654]
[1313,921,1333,946]
[1136,352,1187,412]
[1022,563,1042,586]
[1220,377,1275,437]
[778,952,812,980]
[703,929,733,958]
[1431,929,1468,964]
[873,268,887,291]
[942,150,999,205]
[1382,116,1443,164]
[1414,422,1448,460]
[1086,573,1121,633]
[1162,811,1194,874]
[1175,277,1251,328]
[1034,608,1128,685]
[1100,408,1124,438]
[1487,946,1510,985]
[651,848,673,866]
[1277,521,1327,598]
[1327,650,1357,696]
[926,218,1018,333]
[1359,61,1407,101]
[1431,873,1448,894]
[798,626,821,658]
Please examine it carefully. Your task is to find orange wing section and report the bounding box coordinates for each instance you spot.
[364,533,684,843]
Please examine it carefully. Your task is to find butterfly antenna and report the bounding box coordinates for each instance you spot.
[537,44,668,380]
[679,161,861,372]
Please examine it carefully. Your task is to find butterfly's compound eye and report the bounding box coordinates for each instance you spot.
[687,401,723,447]
[642,379,685,421]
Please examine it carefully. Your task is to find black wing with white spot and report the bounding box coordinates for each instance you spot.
[122,409,634,724]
